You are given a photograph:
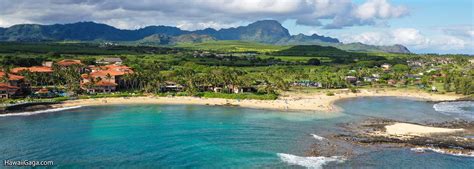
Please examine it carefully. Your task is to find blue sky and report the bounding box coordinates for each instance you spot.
[0,0,473,54]
[282,0,473,54]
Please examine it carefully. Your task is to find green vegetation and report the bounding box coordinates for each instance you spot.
[77,92,145,99]
[198,92,278,100]
[177,41,290,53]
[0,42,472,103]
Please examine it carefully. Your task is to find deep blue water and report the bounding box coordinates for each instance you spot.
[0,97,473,168]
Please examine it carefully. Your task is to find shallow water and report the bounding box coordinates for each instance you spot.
[0,97,473,168]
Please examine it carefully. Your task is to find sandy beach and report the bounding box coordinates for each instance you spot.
[384,123,464,136]
[56,89,464,112]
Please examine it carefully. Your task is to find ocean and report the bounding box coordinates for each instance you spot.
[0,97,472,168]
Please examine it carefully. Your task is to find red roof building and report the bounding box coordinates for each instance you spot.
[0,71,24,81]
[81,64,132,93]
[57,59,83,67]
[11,66,53,74]
[0,82,19,99]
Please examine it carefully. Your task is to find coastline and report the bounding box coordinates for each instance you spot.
[52,89,464,113]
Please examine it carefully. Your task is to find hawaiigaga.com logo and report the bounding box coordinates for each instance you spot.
[4,160,54,167]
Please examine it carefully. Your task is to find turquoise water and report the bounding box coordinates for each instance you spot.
[0,97,473,168]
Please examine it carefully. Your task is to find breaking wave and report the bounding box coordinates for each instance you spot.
[410,147,474,158]
[311,134,325,141]
[433,101,474,119]
[0,106,82,117]
[277,153,345,169]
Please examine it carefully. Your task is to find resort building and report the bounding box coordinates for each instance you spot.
[11,66,54,74]
[80,79,117,93]
[0,83,19,99]
[57,59,83,67]
[0,71,26,87]
[11,66,54,86]
[81,64,133,93]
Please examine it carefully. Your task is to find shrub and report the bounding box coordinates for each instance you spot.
[200,92,278,100]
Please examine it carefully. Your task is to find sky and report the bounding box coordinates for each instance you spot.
[0,0,473,54]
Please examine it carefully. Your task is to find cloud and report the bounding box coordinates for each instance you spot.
[354,0,408,20]
[341,28,473,53]
[442,25,474,38]
[0,0,409,30]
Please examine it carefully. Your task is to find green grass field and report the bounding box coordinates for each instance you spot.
[257,55,332,63]
[176,40,291,53]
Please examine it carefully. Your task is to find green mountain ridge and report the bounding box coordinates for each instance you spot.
[0,20,410,54]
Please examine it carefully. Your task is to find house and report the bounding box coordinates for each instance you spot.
[381,63,391,70]
[42,61,53,67]
[363,74,380,82]
[345,76,357,84]
[229,85,257,94]
[160,81,184,92]
[0,83,19,99]
[96,58,123,65]
[291,80,322,87]
[363,77,377,82]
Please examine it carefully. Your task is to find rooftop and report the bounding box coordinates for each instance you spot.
[0,71,25,80]
[11,66,53,73]
[57,59,83,66]
[0,83,19,90]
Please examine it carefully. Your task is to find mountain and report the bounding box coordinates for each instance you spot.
[137,34,215,45]
[332,42,411,54]
[278,33,340,45]
[0,20,410,53]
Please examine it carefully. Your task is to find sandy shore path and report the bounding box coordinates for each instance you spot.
[56,89,464,112]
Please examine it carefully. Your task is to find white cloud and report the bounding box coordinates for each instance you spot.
[354,0,408,20]
[0,0,409,29]
[341,28,473,52]
[442,25,474,38]
[391,28,430,48]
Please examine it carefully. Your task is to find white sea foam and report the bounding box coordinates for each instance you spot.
[433,101,474,119]
[277,153,345,169]
[311,134,325,141]
[0,106,82,117]
[410,147,474,158]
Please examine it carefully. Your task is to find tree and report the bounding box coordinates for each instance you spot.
[307,58,321,65]
[392,64,409,72]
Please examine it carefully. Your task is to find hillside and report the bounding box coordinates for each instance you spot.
[0,20,410,53]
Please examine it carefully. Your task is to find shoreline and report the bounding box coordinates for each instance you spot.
[50,89,464,113]
[334,119,474,157]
